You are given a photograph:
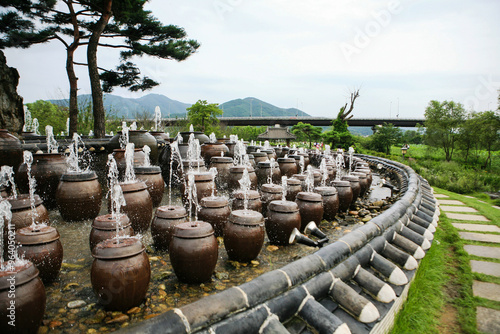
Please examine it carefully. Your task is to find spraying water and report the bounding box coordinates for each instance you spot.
[268,158,275,184]
[348,147,355,174]
[305,165,314,192]
[299,155,305,174]
[319,158,328,187]
[130,122,137,131]
[154,106,162,132]
[23,106,32,132]
[281,176,288,200]
[169,141,182,206]
[120,122,129,149]
[209,167,218,197]
[45,125,59,153]
[0,200,12,269]
[23,151,40,227]
[238,168,251,210]
[143,145,151,167]
[189,124,194,132]
[32,118,40,135]
[186,172,199,220]
[66,118,70,136]
[209,132,217,143]
[187,133,201,172]
[0,166,17,198]
[66,133,90,173]
[124,143,136,183]
[233,140,246,166]
[324,145,331,156]
[335,153,344,180]
[263,141,271,149]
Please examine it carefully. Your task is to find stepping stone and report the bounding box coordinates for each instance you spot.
[476,307,500,334]
[459,232,500,244]
[493,206,500,210]
[470,260,500,277]
[437,199,465,205]
[433,193,449,198]
[473,281,500,302]
[464,195,475,198]
[452,223,500,233]
[441,205,478,213]
[446,213,490,221]
[464,245,500,260]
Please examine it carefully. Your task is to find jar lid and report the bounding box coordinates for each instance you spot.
[200,196,229,208]
[0,261,39,289]
[261,184,283,194]
[288,155,301,160]
[268,200,299,213]
[287,178,301,186]
[16,225,60,245]
[9,194,43,210]
[119,180,148,192]
[314,186,338,196]
[230,166,254,173]
[191,172,214,182]
[247,154,255,159]
[134,166,161,174]
[342,175,360,182]
[229,210,264,226]
[33,152,65,160]
[296,192,322,202]
[257,161,273,168]
[277,158,295,163]
[173,221,214,239]
[92,214,131,229]
[92,236,145,259]
[155,205,188,219]
[252,152,268,158]
[233,190,260,200]
[60,171,98,181]
[261,149,274,154]
[351,172,367,179]
[182,159,204,167]
[332,180,351,187]
[292,174,307,181]
[210,156,233,163]
[313,171,321,177]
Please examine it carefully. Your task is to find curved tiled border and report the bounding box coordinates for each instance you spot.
[118,154,439,334]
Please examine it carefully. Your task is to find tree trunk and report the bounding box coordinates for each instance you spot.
[67,47,78,137]
[87,0,113,138]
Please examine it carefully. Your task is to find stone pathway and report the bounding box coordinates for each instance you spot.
[437,192,500,334]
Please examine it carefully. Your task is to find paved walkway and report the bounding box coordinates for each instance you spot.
[436,193,500,334]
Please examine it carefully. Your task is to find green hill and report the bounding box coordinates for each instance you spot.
[219,97,310,117]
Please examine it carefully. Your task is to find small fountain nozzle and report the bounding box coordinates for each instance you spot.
[289,228,319,247]
[304,221,328,240]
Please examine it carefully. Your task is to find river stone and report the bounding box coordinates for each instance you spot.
[67,300,87,309]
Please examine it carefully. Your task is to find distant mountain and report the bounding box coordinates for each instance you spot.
[49,93,191,119]
[48,94,310,119]
[219,97,310,117]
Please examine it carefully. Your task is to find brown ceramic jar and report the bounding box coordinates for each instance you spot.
[0,129,23,172]
[109,130,158,164]
[228,166,258,191]
[91,237,150,311]
[0,262,46,334]
[285,178,302,201]
[113,181,153,233]
[112,148,146,180]
[295,192,324,231]
[278,157,298,178]
[15,225,63,283]
[256,161,281,187]
[181,172,217,211]
[252,152,268,165]
[351,171,369,197]
[169,221,218,283]
[201,142,229,166]
[260,184,283,216]
[342,175,361,205]
[151,205,187,251]
[198,196,231,237]
[209,156,234,190]
[224,210,265,262]
[16,152,67,209]
[314,186,340,221]
[266,200,301,245]
[247,154,256,169]
[134,166,165,207]
[231,190,262,213]
[355,167,373,188]
[292,174,308,191]
[332,180,353,213]
[55,171,102,221]
[90,214,134,251]
[261,149,276,161]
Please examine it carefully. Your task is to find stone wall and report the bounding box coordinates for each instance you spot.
[0,50,24,133]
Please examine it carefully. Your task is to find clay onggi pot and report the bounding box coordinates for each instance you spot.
[342,175,361,205]
[201,142,229,166]
[177,131,210,144]
[209,156,234,190]
[0,262,46,334]
[112,148,146,180]
[169,221,218,283]
[111,181,152,233]
[91,237,150,311]
[277,157,298,178]
[332,180,353,213]
[351,171,369,197]
[231,190,262,213]
[295,192,323,231]
[181,172,216,212]
[266,200,301,245]
[56,171,102,221]
[228,166,258,191]
[109,130,158,164]
[134,166,165,207]
[0,129,23,172]
[16,152,67,209]
[151,205,188,251]
[285,178,302,201]
[314,186,340,221]
[198,196,231,237]
[15,225,63,283]
[260,183,283,216]
[256,161,281,187]
[251,152,268,165]
[224,210,265,262]
[89,214,134,251]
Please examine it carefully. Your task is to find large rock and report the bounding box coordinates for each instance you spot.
[0,50,23,133]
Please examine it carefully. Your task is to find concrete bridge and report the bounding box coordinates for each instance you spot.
[160,117,425,127]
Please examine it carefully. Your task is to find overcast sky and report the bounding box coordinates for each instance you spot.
[3,0,500,118]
